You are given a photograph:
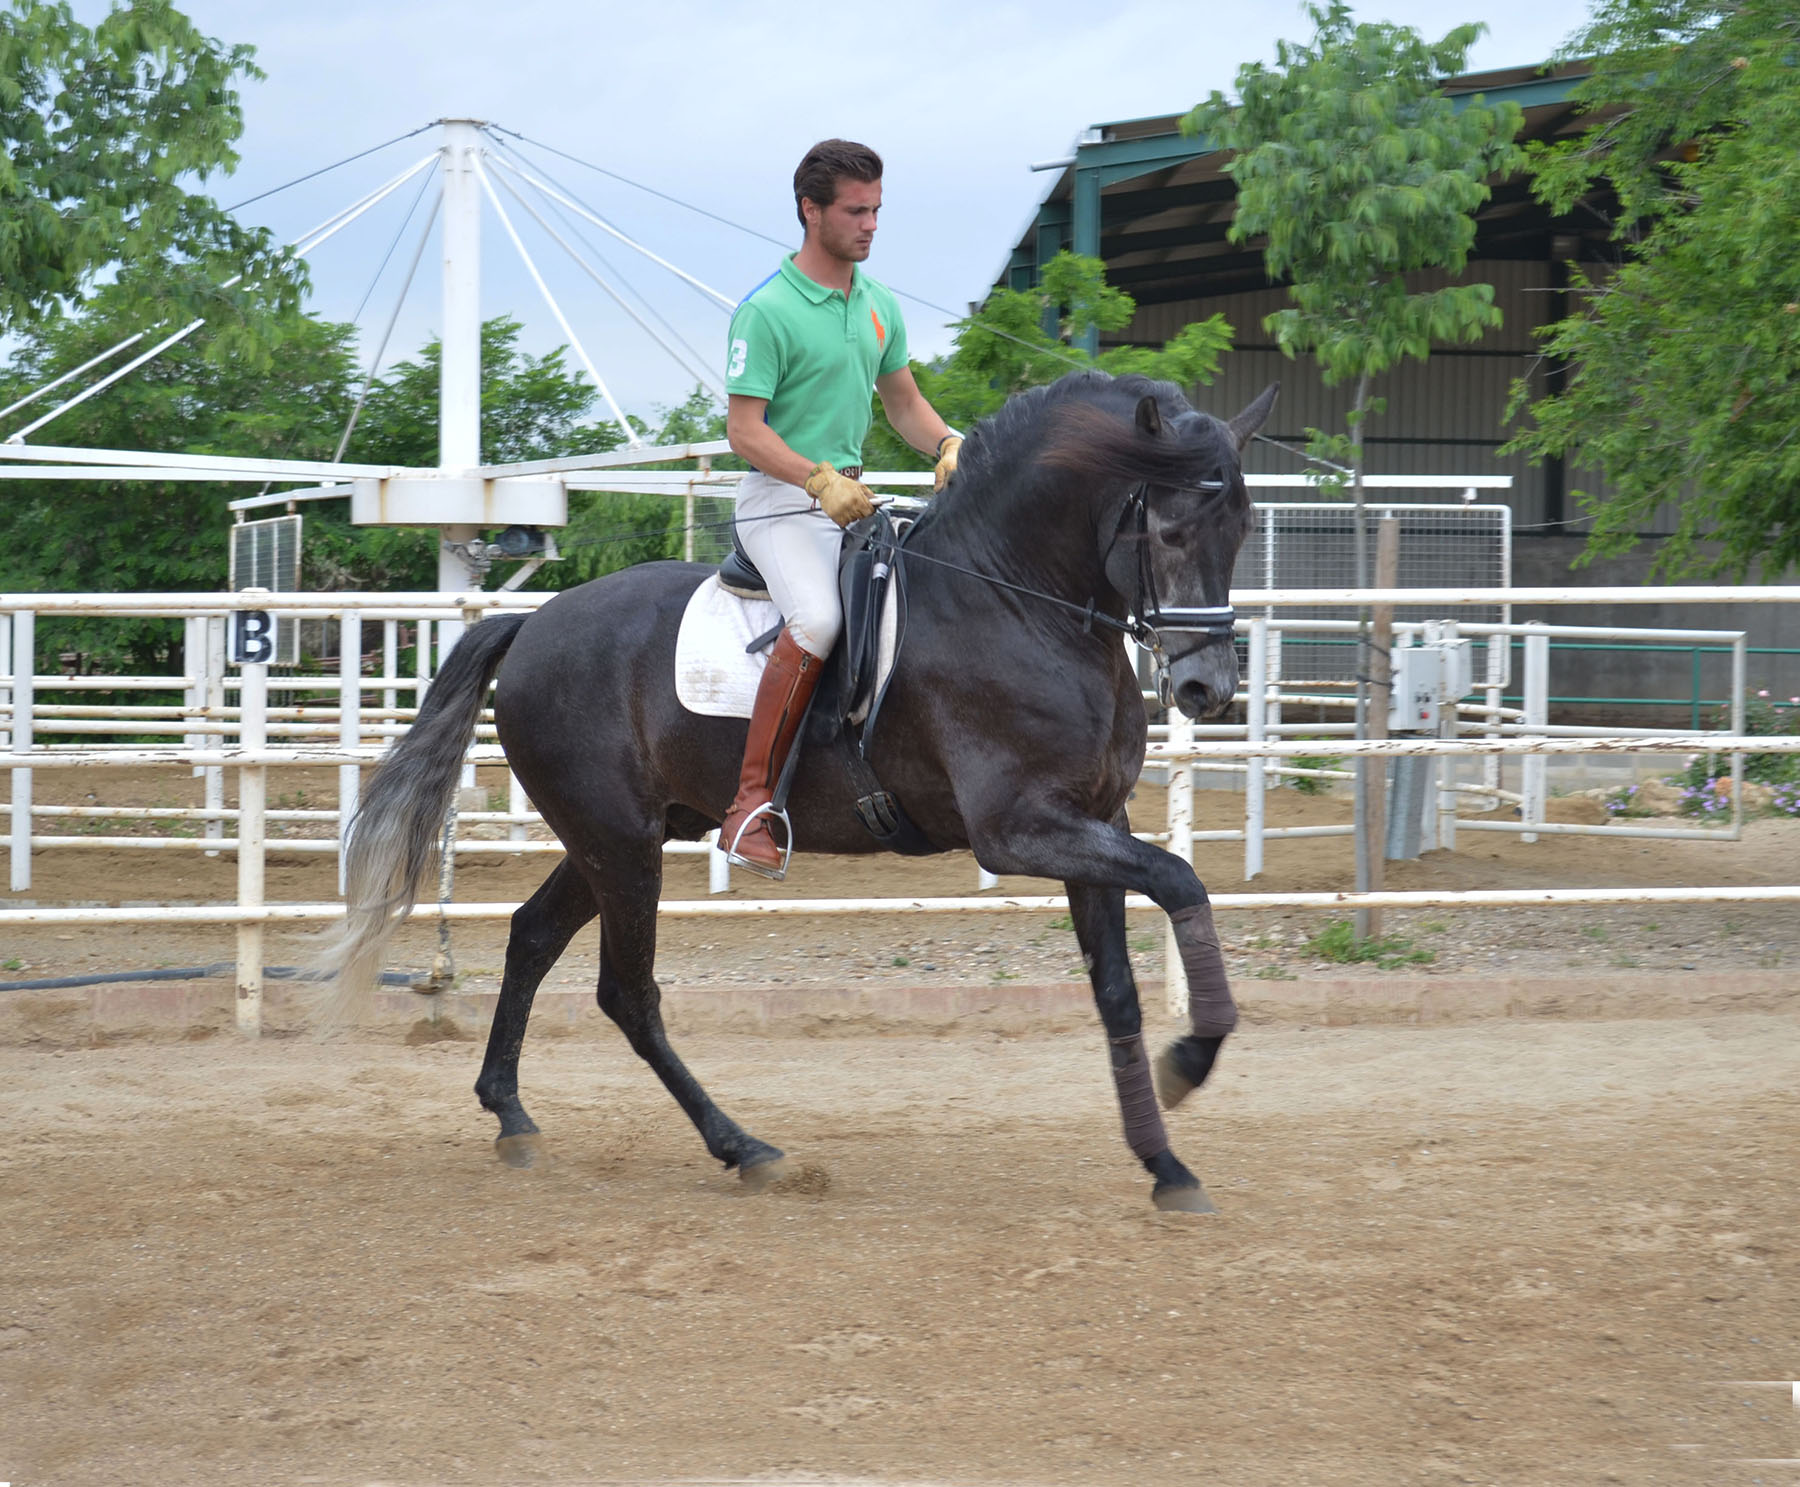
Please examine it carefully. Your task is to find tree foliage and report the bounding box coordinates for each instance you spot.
[1506,0,1800,579]
[302,316,630,592]
[862,251,1232,470]
[0,0,300,339]
[0,282,355,670]
[539,384,742,587]
[0,311,672,668]
[1182,1,1524,540]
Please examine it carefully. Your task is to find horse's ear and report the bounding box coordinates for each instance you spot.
[1135,395,1163,438]
[1227,382,1280,452]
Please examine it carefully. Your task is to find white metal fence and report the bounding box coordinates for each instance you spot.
[6,584,1800,1035]
[1234,499,1511,685]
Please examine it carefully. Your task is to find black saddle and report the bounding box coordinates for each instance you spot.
[717,529,768,599]
[718,509,931,854]
[719,510,909,730]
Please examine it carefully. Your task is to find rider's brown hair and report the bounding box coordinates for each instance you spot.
[794,139,883,229]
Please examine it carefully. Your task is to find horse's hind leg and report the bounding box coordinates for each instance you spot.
[1067,880,1216,1214]
[589,844,789,1187]
[475,858,598,1167]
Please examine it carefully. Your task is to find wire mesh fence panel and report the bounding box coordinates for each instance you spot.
[687,495,739,566]
[1233,503,1511,685]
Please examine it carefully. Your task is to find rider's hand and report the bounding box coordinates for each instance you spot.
[804,462,876,526]
[933,434,963,494]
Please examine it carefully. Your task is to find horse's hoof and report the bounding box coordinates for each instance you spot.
[1152,1180,1218,1215]
[495,1132,548,1170]
[738,1154,789,1191]
[1154,1047,1197,1110]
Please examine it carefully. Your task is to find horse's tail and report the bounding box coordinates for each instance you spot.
[306,612,529,1027]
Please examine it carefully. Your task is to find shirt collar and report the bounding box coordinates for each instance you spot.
[780,253,858,304]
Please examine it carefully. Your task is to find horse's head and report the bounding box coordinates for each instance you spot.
[1091,382,1279,720]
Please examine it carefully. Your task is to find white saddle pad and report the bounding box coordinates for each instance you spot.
[674,574,898,721]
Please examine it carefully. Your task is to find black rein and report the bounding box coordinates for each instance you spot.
[861,481,1237,708]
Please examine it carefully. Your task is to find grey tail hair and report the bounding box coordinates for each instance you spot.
[303,613,528,1028]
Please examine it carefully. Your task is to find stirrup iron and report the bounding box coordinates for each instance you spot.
[723,801,794,881]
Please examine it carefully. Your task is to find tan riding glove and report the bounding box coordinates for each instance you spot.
[933,434,963,494]
[804,462,876,527]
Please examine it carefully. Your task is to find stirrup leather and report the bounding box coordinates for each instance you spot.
[722,800,793,881]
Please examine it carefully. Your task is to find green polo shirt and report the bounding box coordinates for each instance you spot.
[725,254,908,470]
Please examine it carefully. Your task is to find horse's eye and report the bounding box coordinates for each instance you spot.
[1157,524,1191,550]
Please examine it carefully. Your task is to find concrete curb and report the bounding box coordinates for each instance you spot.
[1,968,1795,1044]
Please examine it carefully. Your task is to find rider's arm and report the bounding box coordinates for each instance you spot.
[874,366,954,458]
[726,395,820,488]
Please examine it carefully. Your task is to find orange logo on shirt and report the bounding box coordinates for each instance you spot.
[870,308,885,347]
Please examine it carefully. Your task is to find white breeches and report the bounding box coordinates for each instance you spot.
[734,471,844,660]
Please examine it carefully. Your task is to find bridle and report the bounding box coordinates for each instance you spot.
[1107,480,1238,707]
[864,476,1240,707]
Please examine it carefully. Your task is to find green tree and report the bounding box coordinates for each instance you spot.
[1183,1,1524,934]
[0,311,637,667]
[1506,0,1800,579]
[307,315,624,591]
[0,0,300,337]
[0,283,356,671]
[537,386,725,586]
[862,251,1233,471]
[1183,2,1524,585]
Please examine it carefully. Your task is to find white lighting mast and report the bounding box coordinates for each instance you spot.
[437,119,485,609]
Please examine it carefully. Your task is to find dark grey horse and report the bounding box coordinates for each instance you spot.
[316,370,1277,1212]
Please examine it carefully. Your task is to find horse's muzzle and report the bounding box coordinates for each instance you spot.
[1169,640,1239,721]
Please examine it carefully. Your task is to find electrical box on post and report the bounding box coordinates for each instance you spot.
[1388,640,1472,733]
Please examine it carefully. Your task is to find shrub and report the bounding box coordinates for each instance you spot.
[1303,918,1434,969]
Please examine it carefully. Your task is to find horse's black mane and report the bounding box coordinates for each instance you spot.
[957,370,1190,486]
[914,370,1228,538]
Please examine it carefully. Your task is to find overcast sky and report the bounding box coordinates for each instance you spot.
[91,0,1586,429]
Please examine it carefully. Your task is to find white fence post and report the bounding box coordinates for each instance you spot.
[338,610,362,894]
[236,656,267,1036]
[1437,620,1459,852]
[1482,632,1504,813]
[1163,705,1194,1018]
[204,615,227,853]
[0,614,8,809]
[1730,634,1747,831]
[382,619,399,742]
[1521,627,1549,844]
[708,832,730,893]
[415,620,432,706]
[184,614,203,767]
[9,610,33,892]
[457,605,480,795]
[1243,618,1268,881]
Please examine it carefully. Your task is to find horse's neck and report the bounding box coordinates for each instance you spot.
[916,469,1116,605]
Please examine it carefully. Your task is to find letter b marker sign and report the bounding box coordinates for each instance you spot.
[231,608,275,666]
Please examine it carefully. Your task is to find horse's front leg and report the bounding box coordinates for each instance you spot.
[970,805,1236,1210]
[1065,877,1215,1213]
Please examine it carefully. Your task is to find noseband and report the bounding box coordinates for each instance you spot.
[1111,482,1238,706]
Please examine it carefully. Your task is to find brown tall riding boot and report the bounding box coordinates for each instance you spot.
[720,628,824,879]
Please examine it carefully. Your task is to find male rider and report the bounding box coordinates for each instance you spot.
[720,138,962,877]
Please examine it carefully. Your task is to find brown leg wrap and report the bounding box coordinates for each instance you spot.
[1169,902,1238,1039]
[1109,1033,1170,1160]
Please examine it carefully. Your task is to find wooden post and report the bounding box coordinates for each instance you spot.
[1358,515,1399,940]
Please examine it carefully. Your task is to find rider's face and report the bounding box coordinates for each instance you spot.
[805,178,881,263]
